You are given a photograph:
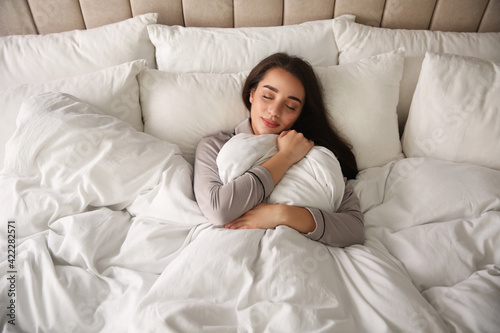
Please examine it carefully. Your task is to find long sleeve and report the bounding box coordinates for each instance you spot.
[193,132,275,226]
[304,181,365,247]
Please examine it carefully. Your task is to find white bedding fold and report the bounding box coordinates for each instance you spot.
[0,92,207,331]
[353,157,500,332]
[0,92,205,241]
[359,158,500,230]
[131,226,448,332]
[217,133,345,212]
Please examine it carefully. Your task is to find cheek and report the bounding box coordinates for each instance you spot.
[251,99,265,113]
[249,103,261,122]
[284,112,301,127]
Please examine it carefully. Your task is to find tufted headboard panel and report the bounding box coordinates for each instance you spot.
[1,0,499,36]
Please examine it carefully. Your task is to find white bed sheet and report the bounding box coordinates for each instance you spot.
[1,93,499,332]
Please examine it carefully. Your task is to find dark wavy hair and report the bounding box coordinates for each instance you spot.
[242,53,358,179]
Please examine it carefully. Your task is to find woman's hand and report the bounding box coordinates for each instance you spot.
[224,203,282,230]
[277,130,314,165]
[261,130,313,186]
[224,203,315,233]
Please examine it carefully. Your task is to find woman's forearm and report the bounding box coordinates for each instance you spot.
[305,182,365,247]
[261,130,313,185]
[194,134,274,225]
[260,152,296,186]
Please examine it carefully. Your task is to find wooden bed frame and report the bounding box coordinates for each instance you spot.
[1,0,499,36]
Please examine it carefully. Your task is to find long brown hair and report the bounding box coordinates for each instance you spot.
[242,53,358,179]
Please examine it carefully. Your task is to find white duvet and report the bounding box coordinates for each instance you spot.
[1,92,499,332]
[217,133,345,212]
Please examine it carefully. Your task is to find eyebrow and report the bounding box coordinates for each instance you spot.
[263,85,302,104]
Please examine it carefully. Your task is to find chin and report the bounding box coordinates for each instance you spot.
[263,128,281,135]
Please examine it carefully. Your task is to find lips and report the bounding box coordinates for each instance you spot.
[262,117,279,128]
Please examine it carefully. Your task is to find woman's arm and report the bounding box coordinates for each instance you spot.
[194,130,313,226]
[225,181,365,247]
[224,202,316,232]
[261,130,314,185]
[305,181,365,247]
[193,132,274,226]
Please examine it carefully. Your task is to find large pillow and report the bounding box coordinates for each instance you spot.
[139,69,249,164]
[316,49,405,170]
[333,20,500,132]
[0,13,157,88]
[148,15,355,73]
[0,60,146,170]
[402,52,500,170]
[139,49,404,171]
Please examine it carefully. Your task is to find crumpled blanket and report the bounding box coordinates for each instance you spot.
[0,92,207,242]
[217,133,345,212]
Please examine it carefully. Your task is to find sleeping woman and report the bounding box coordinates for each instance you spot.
[193,53,364,247]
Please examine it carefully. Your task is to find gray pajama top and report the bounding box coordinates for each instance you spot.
[193,119,365,247]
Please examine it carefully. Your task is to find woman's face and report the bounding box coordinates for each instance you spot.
[249,68,305,135]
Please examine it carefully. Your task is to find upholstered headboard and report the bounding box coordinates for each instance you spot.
[1,0,499,36]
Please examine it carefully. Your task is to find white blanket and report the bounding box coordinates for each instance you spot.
[355,158,500,331]
[217,133,345,212]
[1,92,499,332]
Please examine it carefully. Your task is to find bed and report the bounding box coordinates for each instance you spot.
[1,0,499,332]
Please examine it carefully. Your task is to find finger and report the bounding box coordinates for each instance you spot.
[224,222,235,229]
[230,223,248,229]
[232,223,257,229]
[226,219,245,229]
[279,130,289,138]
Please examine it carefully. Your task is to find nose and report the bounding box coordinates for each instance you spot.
[268,101,282,118]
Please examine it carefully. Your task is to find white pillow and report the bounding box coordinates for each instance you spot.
[140,49,404,170]
[0,13,157,88]
[139,69,249,164]
[217,133,345,213]
[316,49,405,170]
[148,15,355,73]
[0,60,146,170]
[402,52,500,170]
[333,20,500,132]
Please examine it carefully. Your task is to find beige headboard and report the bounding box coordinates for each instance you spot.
[1,0,499,37]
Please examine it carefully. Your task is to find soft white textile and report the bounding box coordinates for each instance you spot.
[354,157,500,331]
[217,133,345,212]
[402,52,500,170]
[0,13,157,88]
[0,93,208,332]
[148,15,355,73]
[0,60,146,170]
[128,157,500,332]
[315,49,405,170]
[333,19,500,131]
[0,92,205,240]
[139,69,249,164]
[130,226,447,333]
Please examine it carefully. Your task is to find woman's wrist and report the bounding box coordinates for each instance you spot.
[278,204,316,234]
[274,150,298,167]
